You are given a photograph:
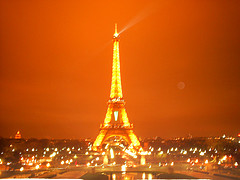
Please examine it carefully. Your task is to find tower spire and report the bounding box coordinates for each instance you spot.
[110,23,122,99]
[114,23,118,37]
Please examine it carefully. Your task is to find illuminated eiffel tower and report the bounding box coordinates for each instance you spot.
[93,24,141,151]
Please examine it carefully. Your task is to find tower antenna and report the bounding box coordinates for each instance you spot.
[114,23,119,37]
[115,23,118,34]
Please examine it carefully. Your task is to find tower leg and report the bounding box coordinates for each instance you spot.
[93,130,107,151]
[127,130,141,148]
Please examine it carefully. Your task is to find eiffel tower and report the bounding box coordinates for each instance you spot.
[93,24,141,151]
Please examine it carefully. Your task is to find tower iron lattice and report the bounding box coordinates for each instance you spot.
[92,24,141,151]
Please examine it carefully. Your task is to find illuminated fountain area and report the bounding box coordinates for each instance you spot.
[85,137,155,180]
[85,134,152,169]
[100,136,139,166]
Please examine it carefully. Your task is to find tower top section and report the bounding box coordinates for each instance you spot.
[110,24,123,100]
[113,23,120,40]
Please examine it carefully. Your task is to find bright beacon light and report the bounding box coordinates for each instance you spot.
[113,23,119,37]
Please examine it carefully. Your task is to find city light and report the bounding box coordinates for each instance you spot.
[141,155,146,165]
[50,152,56,158]
[221,155,227,161]
[148,173,153,180]
[0,135,238,178]
[142,173,146,180]
[112,174,116,180]
[121,164,127,171]
[110,148,114,159]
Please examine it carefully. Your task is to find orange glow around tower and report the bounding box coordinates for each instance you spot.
[93,24,141,151]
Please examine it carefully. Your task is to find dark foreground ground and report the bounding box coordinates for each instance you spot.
[1,164,240,179]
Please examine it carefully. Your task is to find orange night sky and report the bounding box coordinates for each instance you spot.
[0,0,240,139]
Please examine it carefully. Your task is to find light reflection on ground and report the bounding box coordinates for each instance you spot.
[109,172,154,180]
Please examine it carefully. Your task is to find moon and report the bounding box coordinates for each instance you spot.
[177,82,185,90]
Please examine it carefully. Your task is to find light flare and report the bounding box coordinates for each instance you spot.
[119,2,157,35]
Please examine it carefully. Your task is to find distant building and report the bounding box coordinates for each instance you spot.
[15,131,21,139]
